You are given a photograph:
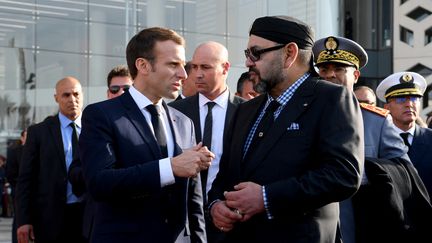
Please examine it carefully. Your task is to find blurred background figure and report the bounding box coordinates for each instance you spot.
[0,155,6,216]
[106,65,133,99]
[235,72,259,100]
[354,86,376,106]
[176,61,198,101]
[6,129,27,243]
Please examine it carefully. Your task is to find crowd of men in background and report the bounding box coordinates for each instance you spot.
[2,15,432,243]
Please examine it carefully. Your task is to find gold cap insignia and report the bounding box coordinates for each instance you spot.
[325,37,338,53]
[400,73,413,83]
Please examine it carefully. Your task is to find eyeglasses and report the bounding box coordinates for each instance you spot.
[244,44,286,62]
[390,96,420,104]
[109,85,130,94]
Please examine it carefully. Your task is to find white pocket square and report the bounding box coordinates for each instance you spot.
[287,122,299,130]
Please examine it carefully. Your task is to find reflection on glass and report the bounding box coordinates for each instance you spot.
[36,50,88,88]
[0,12,35,49]
[90,23,136,56]
[184,0,226,34]
[37,0,88,20]
[89,55,127,86]
[0,47,35,131]
[37,16,87,53]
[90,0,136,25]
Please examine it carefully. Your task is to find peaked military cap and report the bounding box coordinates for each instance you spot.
[312,36,368,70]
[376,71,427,102]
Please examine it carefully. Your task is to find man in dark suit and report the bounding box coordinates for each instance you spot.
[16,76,86,243]
[208,16,364,243]
[79,27,213,243]
[68,65,133,241]
[6,129,27,243]
[377,71,432,195]
[170,41,245,243]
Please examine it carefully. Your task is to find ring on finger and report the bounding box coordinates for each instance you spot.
[234,209,244,216]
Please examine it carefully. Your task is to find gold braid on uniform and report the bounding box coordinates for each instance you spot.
[317,50,360,69]
[384,88,422,99]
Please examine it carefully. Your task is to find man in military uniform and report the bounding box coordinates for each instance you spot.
[377,72,432,196]
[313,36,410,243]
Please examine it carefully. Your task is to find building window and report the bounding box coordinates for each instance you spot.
[401,0,409,5]
[408,63,432,77]
[407,7,432,22]
[425,27,432,45]
[400,25,414,46]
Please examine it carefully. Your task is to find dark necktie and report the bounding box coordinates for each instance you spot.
[69,122,79,162]
[146,104,168,158]
[400,132,411,148]
[69,122,84,196]
[254,100,280,141]
[245,100,280,159]
[201,101,216,202]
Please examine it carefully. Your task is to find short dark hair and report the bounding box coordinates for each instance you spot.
[184,61,192,75]
[236,72,251,93]
[107,65,131,87]
[126,27,185,79]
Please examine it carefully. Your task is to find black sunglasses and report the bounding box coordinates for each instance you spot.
[244,44,286,62]
[109,85,130,94]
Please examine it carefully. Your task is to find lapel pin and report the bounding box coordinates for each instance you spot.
[303,103,308,107]
[258,132,264,137]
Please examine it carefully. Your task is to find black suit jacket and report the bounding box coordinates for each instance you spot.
[79,91,205,243]
[6,142,23,197]
[408,125,432,195]
[16,115,79,242]
[169,92,245,243]
[208,76,364,243]
[353,157,432,243]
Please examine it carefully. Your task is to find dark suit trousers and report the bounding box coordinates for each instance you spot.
[53,202,86,243]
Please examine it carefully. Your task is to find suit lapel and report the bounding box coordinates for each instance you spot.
[120,91,160,158]
[48,115,67,172]
[224,93,242,142]
[189,95,202,143]
[243,78,318,177]
[163,101,182,156]
[410,125,426,161]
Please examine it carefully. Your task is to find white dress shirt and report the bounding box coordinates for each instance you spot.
[129,85,175,187]
[198,89,229,196]
[395,125,415,145]
[58,112,83,204]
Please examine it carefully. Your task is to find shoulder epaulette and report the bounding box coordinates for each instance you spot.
[360,103,389,117]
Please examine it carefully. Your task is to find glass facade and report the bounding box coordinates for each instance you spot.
[0,0,340,154]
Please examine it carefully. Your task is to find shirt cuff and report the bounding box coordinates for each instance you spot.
[262,185,273,220]
[159,158,175,187]
[207,199,221,222]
